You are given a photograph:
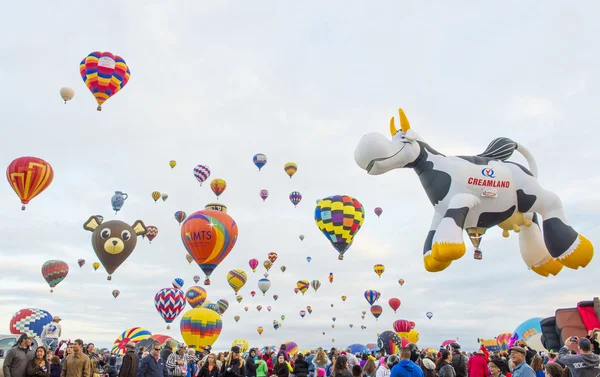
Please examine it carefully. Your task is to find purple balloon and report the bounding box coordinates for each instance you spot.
[374,207,383,217]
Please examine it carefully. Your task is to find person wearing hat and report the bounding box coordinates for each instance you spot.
[557,337,599,377]
[488,359,508,377]
[118,343,139,377]
[467,348,491,377]
[166,344,189,377]
[42,317,63,353]
[450,343,468,377]
[507,346,535,377]
[3,334,34,377]
[220,346,246,377]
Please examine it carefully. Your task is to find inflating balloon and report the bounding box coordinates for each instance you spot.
[7,157,54,210]
[374,264,385,278]
[193,165,211,185]
[59,87,75,103]
[180,307,222,352]
[210,179,227,199]
[314,195,365,260]
[80,51,130,111]
[227,269,247,294]
[253,154,267,171]
[77,259,85,268]
[378,331,402,355]
[289,191,302,207]
[181,209,238,285]
[260,189,269,201]
[354,107,594,274]
[374,207,383,217]
[284,162,297,178]
[41,260,69,293]
[111,327,151,355]
[83,216,147,279]
[169,160,177,169]
[175,211,187,225]
[185,286,207,308]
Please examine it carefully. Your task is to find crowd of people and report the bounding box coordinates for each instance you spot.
[2,332,599,377]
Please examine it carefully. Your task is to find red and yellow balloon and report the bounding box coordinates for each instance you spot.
[6,157,54,210]
[80,51,130,111]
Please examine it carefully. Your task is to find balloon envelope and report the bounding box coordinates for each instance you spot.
[9,308,53,337]
[180,308,222,352]
[7,156,54,210]
[314,195,365,259]
[79,51,130,111]
[59,87,74,103]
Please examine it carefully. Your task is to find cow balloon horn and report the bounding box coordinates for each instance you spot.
[399,108,411,132]
[389,117,398,137]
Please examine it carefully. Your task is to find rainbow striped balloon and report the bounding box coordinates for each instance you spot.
[80,51,130,111]
[111,327,152,355]
[226,269,247,294]
[41,260,69,292]
[180,308,223,352]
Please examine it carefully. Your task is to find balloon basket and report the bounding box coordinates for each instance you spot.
[474,250,483,260]
[167,325,171,330]
[107,275,112,281]
[204,279,210,285]
[50,289,54,293]
[97,106,102,111]
[21,205,26,211]
[64,101,67,104]
[338,255,344,260]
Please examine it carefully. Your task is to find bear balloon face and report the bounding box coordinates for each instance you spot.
[84,216,146,275]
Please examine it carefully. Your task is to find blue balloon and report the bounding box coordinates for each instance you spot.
[347,343,367,354]
[253,154,267,171]
[172,278,184,289]
[510,317,543,347]
[307,256,312,263]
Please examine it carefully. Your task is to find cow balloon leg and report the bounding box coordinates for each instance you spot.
[533,190,594,269]
[431,193,480,263]
[423,212,452,272]
[518,213,564,277]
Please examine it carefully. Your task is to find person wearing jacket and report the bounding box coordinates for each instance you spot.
[467,350,490,377]
[26,347,50,377]
[3,334,35,377]
[197,354,219,377]
[256,357,268,377]
[161,341,175,364]
[419,356,435,377]
[272,355,290,377]
[450,344,468,377]
[220,346,246,377]
[557,337,600,377]
[137,342,168,377]
[246,349,258,377]
[166,345,189,377]
[293,354,309,377]
[390,349,423,377]
[437,350,455,377]
[119,343,139,377]
[507,347,535,377]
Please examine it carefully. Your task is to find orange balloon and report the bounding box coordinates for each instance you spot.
[6,157,54,210]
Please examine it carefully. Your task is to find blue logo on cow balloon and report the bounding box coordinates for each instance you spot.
[481,168,495,178]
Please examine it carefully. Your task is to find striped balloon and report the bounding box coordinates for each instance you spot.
[111,327,152,355]
[296,280,309,295]
[154,288,186,329]
[193,165,211,185]
[41,260,69,292]
[80,51,130,111]
[185,286,207,308]
[226,269,247,294]
[314,195,365,260]
[370,305,383,320]
[9,308,53,337]
[216,299,229,314]
[180,307,222,352]
[289,191,302,207]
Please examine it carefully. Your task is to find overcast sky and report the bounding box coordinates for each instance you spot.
[0,1,599,352]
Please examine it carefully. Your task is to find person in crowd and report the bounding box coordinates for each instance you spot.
[220,346,246,377]
[363,359,377,377]
[351,366,362,377]
[61,339,91,377]
[586,330,599,356]
[166,344,189,377]
[137,341,168,377]
[246,349,258,377]
[531,356,545,377]
[507,346,535,377]
[326,356,337,377]
[3,334,35,377]
[515,342,536,366]
[544,364,563,377]
[360,355,369,369]
[256,354,268,377]
[313,349,331,374]
[62,345,74,367]
[275,346,291,364]
[41,317,62,353]
[215,353,225,370]
[185,349,198,377]
[557,337,600,377]
[161,340,175,364]
[272,354,290,377]
[390,348,423,377]
[435,350,454,377]
[330,355,351,377]
[293,353,309,377]
[50,357,62,377]
[488,359,508,377]
[419,353,435,377]
[306,350,316,377]
[375,356,391,377]
[137,349,147,362]
[450,344,468,377]
[547,354,557,365]
[345,351,359,370]
[468,349,490,377]
[119,343,139,377]
[27,346,50,377]
[197,354,219,377]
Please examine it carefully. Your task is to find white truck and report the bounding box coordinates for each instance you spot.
[0,335,43,377]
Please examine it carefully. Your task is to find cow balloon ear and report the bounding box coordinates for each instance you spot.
[404,129,419,141]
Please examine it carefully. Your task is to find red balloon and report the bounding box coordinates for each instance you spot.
[388,298,401,313]
[6,156,54,210]
[393,319,412,333]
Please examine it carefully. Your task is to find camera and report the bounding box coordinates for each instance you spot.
[569,337,578,343]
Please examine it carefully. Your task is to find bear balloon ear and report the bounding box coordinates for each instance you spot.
[131,220,147,236]
[84,216,101,232]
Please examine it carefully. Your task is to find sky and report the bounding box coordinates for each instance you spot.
[0,1,599,352]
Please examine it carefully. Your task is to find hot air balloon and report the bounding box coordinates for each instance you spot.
[41,260,69,293]
[253,154,267,171]
[249,259,259,272]
[294,288,299,294]
[426,312,433,320]
[280,315,285,321]
[297,280,309,295]
[60,87,74,103]
[161,193,169,202]
[151,191,161,202]
[329,273,334,283]
[236,295,243,303]
[273,294,279,301]
[314,195,365,260]
[250,291,256,297]
[93,262,100,271]
[364,290,380,306]
[112,290,120,298]
[193,275,200,284]
[267,306,272,312]
[216,299,229,314]
[258,278,271,295]
[306,256,312,263]
[268,253,278,263]
[393,319,412,334]
[289,191,302,207]
[280,266,286,273]
[181,209,238,285]
[299,310,306,318]
[110,191,128,214]
[331,304,334,308]
[169,160,177,169]
[234,315,240,323]
[370,305,383,320]
[186,286,207,308]
[244,307,249,312]
[284,162,297,178]
[227,270,247,294]
[332,317,337,322]
[175,211,187,225]
[311,280,321,292]
[341,296,347,302]
[7,156,54,210]
[398,279,405,286]
[260,189,269,201]
[257,327,264,335]
[193,165,211,185]
[9,308,52,337]
[180,307,222,352]
[378,331,402,355]
[389,298,401,313]
[299,235,305,241]
[77,259,86,268]
[210,179,226,199]
[172,278,184,289]
[374,264,385,278]
[80,51,130,111]
[263,260,272,271]
[374,207,383,217]
[155,288,186,329]
[307,306,312,314]
[146,226,158,243]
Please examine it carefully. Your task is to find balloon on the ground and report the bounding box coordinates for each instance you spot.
[314,195,365,260]
[59,87,75,103]
[378,331,402,355]
[41,260,69,293]
[83,216,147,279]
[510,317,543,348]
[154,288,186,329]
[227,269,247,294]
[284,162,297,178]
[80,51,130,111]
[232,339,249,353]
[9,308,53,337]
[7,156,54,210]
[180,307,222,352]
[210,179,227,199]
[193,165,211,185]
[253,154,267,171]
[111,327,151,355]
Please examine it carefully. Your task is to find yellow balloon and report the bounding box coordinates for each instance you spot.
[231,339,249,352]
[169,160,177,169]
[152,191,161,202]
[92,262,100,271]
[227,269,248,294]
[180,308,222,352]
[407,329,419,343]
